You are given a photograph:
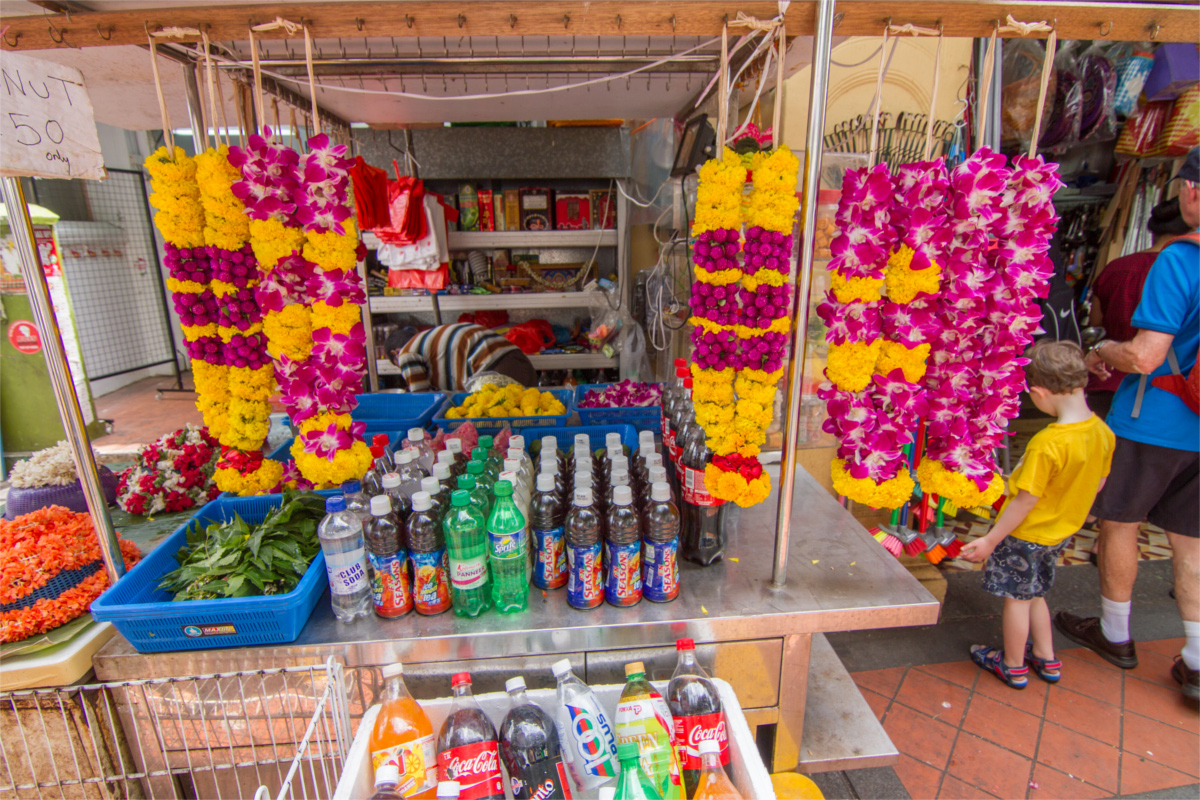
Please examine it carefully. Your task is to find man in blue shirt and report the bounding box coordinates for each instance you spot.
[1056,147,1200,700]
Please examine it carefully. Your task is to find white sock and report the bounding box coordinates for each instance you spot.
[1182,620,1200,671]
[1100,597,1132,644]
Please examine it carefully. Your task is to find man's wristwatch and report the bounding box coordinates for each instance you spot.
[1090,339,1111,355]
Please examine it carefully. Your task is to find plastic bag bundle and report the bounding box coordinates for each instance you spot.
[1079,44,1119,142]
[1002,39,1055,149]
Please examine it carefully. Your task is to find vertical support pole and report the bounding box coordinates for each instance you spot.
[771,0,836,590]
[1,177,125,584]
[360,253,379,392]
[181,62,206,150]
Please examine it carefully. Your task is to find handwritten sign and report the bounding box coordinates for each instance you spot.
[0,50,105,181]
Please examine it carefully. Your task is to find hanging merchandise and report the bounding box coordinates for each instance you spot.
[1039,41,1083,151]
[1001,40,1055,150]
[1112,43,1156,118]
[1077,44,1119,142]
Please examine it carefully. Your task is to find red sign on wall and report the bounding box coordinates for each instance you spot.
[7,320,41,354]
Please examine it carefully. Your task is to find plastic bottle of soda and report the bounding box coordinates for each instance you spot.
[445,437,465,466]
[564,487,604,610]
[436,673,504,800]
[605,485,642,607]
[574,472,594,492]
[466,460,494,500]
[437,450,460,481]
[382,473,413,527]
[479,435,504,477]
[436,781,461,799]
[343,479,372,521]
[605,431,629,459]
[318,496,372,623]
[542,458,566,500]
[502,460,531,512]
[368,764,403,800]
[645,467,674,512]
[615,661,681,800]
[691,741,742,800]
[530,473,568,590]
[408,427,435,473]
[662,367,690,454]
[611,742,660,800]
[552,658,620,792]
[678,410,728,566]
[456,474,489,521]
[643,482,681,604]
[666,639,730,797]
[373,434,396,471]
[420,476,447,523]
[487,481,528,613]
[540,435,563,472]
[432,461,454,490]
[443,490,491,618]
[365,495,412,618]
[364,443,389,497]
[499,677,572,800]
[395,450,426,500]
[407,492,452,616]
[370,663,438,799]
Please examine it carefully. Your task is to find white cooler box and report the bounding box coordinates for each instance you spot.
[333,677,775,800]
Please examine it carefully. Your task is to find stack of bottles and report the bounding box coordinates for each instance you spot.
[367,639,740,800]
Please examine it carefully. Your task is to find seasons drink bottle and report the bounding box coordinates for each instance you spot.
[666,640,730,797]
[691,741,742,800]
[499,677,573,800]
[605,485,642,607]
[615,662,681,800]
[407,492,452,616]
[642,482,681,604]
[486,481,528,613]
[552,658,620,792]
[318,497,372,623]
[531,473,568,590]
[564,487,604,610]
[365,495,412,618]
[443,490,490,617]
[370,663,438,799]
[436,673,504,800]
[611,743,660,800]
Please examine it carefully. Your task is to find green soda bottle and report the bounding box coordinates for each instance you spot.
[613,741,664,800]
[479,435,504,477]
[467,459,495,498]
[617,662,682,800]
[456,474,491,521]
[443,489,491,617]
[486,481,528,613]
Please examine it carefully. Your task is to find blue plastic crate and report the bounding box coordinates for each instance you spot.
[352,392,445,428]
[431,389,573,433]
[574,384,664,432]
[518,423,640,458]
[90,495,329,653]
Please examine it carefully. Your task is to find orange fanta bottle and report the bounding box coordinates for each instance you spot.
[692,740,743,800]
[370,663,438,799]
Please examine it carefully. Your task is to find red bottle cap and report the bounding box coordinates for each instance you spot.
[451,672,472,687]
[370,444,384,458]
[676,638,695,651]
[683,378,693,389]
[676,367,689,377]
[373,433,390,447]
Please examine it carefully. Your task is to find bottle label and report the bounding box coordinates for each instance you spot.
[324,548,368,596]
[509,756,573,800]
[451,554,488,591]
[681,465,722,507]
[616,692,681,800]
[643,538,680,602]
[411,549,452,614]
[533,526,567,589]
[436,740,504,800]
[371,734,437,797]
[488,529,525,560]
[673,712,730,771]
[368,551,412,615]
[563,702,619,786]
[604,540,642,605]
[566,542,603,607]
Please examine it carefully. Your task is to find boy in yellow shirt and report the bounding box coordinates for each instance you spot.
[962,341,1116,689]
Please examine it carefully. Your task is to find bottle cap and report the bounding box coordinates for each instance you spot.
[606,446,621,461]
[649,466,668,483]
[575,433,590,448]
[457,475,476,490]
[610,469,629,487]
[644,453,663,469]
[551,658,572,677]
[612,454,629,473]
[421,476,440,494]
[504,458,521,473]
[625,661,645,677]
[494,480,513,497]
[411,491,432,512]
[541,435,558,451]
[408,427,424,441]
[507,448,523,462]
[510,435,525,450]
[651,481,672,502]
[433,463,452,481]
[403,446,420,460]
[574,457,593,474]
[537,473,556,492]
[381,663,404,678]
[395,450,414,465]
[451,672,471,687]
[698,740,720,756]
[612,485,634,506]
[617,742,639,761]
[370,443,384,458]
[381,472,401,489]
[540,458,559,475]
[639,430,655,445]
[374,763,400,788]
[446,438,462,454]
[373,433,390,448]
[573,488,593,507]
[574,473,593,489]
[451,489,470,507]
[438,450,455,464]
[606,432,622,449]
[467,461,484,475]
[677,638,695,651]
[341,479,362,494]
[505,676,526,693]
[324,496,346,513]
[436,781,461,799]
[370,495,391,516]
[472,447,489,461]
[479,435,493,449]
[499,472,518,491]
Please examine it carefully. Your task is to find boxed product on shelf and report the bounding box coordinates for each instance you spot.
[519,187,554,230]
[477,188,495,231]
[555,192,591,230]
[503,188,520,230]
[493,193,506,231]
[591,188,617,228]
[458,184,480,231]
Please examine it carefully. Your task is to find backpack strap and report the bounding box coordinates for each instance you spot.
[1132,346,1184,418]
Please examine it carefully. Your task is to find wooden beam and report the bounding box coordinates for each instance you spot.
[1,1,1196,51]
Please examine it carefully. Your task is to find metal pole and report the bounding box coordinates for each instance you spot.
[1,177,125,583]
[182,62,206,149]
[771,0,836,590]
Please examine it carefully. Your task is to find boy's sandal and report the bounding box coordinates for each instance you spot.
[1024,643,1062,683]
[971,645,1029,689]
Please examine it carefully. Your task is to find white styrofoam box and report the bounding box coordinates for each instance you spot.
[332,677,775,800]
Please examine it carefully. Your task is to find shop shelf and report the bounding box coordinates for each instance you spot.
[574,383,663,431]
[431,389,574,433]
[447,229,617,249]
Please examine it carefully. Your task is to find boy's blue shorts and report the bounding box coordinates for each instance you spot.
[982,536,1069,600]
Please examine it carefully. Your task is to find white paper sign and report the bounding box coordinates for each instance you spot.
[0,50,106,181]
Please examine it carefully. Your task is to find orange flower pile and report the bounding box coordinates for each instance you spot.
[0,506,141,643]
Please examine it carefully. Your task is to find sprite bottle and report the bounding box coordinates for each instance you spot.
[612,742,660,800]
[487,481,529,613]
[444,489,491,617]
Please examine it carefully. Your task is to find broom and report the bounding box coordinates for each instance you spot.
[870,525,902,557]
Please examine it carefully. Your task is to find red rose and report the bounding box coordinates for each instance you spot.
[125,494,147,515]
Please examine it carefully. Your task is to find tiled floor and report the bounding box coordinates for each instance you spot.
[939,517,1173,572]
[853,638,1200,799]
[92,375,202,454]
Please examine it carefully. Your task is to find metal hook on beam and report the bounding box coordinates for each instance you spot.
[457,14,466,29]
[671,15,677,32]
[1149,22,1161,39]
[96,24,113,40]
[510,14,517,29]
[615,14,621,29]
[2,28,19,47]
[563,15,570,29]
[1098,20,1113,36]
[355,17,364,32]
[47,20,65,44]
[406,14,414,29]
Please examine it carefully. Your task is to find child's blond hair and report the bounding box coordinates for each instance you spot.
[1025,340,1088,395]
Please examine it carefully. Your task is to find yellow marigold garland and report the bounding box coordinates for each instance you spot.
[831,458,916,509]
[825,340,882,392]
[884,245,942,304]
[876,341,931,383]
[831,272,885,304]
[916,459,1004,510]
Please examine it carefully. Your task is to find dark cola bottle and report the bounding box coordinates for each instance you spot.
[677,410,728,566]
[436,673,504,800]
[498,676,573,799]
[666,639,730,797]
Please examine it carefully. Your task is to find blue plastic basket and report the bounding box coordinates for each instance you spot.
[90,495,329,653]
[518,423,640,458]
[352,392,445,432]
[431,389,573,433]
[574,384,664,432]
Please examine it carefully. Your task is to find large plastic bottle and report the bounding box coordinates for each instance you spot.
[396,450,426,500]
[678,409,727,566]
[605,485,642,608]
[407,492,452,616]
[365,495,412,618]
[691,741,742,800]
[486,481,528,613]
[642,482,681,604]
[435,673,504,800]
[343,480,372,521]
[662,367,690,455]
[438,450,460,482]
[530,473,568,590]
[408,427,436,473]
[478,435,503,478]
[318,496,372,622]
[499,677,572,800]
[564,487,604,610]
[443,489,491,618]
[552,658,620,792]
[611,742,661,800]
[370,663,438,799]
[382,472,413,527]
[666,640,730,797]
[364,444,389,497]
[616,662,681,800]
[469,457,496,496]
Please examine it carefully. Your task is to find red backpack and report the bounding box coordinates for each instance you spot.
[1133,232,1200,417]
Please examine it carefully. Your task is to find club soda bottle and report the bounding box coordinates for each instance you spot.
[382,472,413,527]
[616,662,681,800]
[436,673,504,800]
[643,482,680,604]
[443,490,491,617]
[531,473,568,590]
[691,741,742,800]
[318,496,372,622]
[605,485,642,607]
[499,677,573,800]
[365,495,412,618]
[407,492,452,616]
[552,658,620,792]
[370,663,438,799]
[486,481,528,613]
[564,487,604,610]
[666,640,730,797]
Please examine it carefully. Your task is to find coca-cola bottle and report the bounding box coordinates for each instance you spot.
[499,676,573,800]
[666,639,730,798]
[677,406,728,566]
[436,673,504,800]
